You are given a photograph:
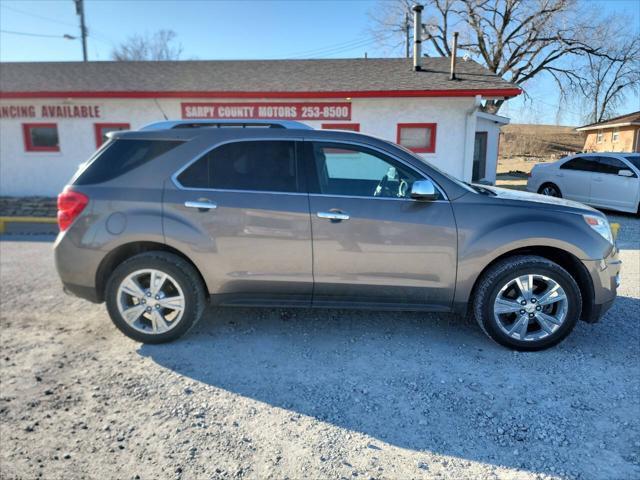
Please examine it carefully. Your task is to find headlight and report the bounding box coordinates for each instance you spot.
[583,214,613,244]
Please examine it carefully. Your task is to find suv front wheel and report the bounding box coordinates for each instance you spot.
[105,252,206,343]
[473,255,582,351]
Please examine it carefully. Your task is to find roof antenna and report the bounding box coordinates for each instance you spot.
[153,98,168,120]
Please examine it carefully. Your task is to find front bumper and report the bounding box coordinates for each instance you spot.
[580,246,621,323]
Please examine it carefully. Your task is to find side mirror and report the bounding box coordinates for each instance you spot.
[410,179,439,201]
[618,169,635,177]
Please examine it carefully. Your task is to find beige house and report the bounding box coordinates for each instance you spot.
[577,111,640,152]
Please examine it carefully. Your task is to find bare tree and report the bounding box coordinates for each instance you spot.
[111,29,183,61]
[370,0,629,114]
[574,37,640,123]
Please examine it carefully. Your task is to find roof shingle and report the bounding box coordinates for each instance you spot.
[577,111,640,130]
[0,58,519,97]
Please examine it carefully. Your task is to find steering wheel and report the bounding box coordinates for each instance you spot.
[374,175,410,198]
[373,174,391,197]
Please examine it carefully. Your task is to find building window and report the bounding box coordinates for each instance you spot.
[95,123,131,147]
[612,128,620,142]
[321,123,360,132]
[22,123,60,152]
[397,123,437,153]
[596,130,604,143]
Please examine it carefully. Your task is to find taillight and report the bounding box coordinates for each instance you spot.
[57,187,88,231]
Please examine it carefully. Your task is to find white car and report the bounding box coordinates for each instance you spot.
[527,152,640,214]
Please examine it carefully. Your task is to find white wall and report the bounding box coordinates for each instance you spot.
[475,115,503,184]
[0,96,479,196]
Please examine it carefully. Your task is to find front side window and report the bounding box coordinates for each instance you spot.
[397,123,437,153]
[177,141,298,193]
[310,142,421,199]
[597,156,632,176]
[624,156,640,169]
[560,157,599,172]
[23,123,59,152]
[95,123,130,147]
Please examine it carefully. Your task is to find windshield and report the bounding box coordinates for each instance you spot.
[624,155,640,170]
[385,140,477,194]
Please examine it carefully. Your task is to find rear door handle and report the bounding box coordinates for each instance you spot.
[317,211,349,221]
[185,200,217,211]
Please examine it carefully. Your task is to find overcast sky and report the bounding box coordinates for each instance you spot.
[1,0,638,126]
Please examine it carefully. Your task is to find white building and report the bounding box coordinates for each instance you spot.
[0,58,519,196]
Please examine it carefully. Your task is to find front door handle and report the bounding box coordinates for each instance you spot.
[185,200,217,211]
[317,211,349,222]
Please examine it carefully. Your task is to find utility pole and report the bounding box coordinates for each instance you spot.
[405,13,410,58]
[74,0,88,62]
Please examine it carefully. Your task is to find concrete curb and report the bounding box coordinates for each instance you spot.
[0,216,58,234]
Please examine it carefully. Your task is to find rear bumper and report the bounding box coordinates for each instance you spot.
[62,282,101,303]
[54,229,105,303]
[580,246,621,323]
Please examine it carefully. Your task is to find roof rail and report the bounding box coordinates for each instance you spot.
[139,119,313,131]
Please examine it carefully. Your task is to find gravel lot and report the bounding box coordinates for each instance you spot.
[0,214,638,480]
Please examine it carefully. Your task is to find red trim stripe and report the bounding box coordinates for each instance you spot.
[0,88,522,100]
[321,123,360,131]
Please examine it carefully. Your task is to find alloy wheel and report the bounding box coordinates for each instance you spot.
[493,274,568,342]
[540,185,560,197]
[116,269,186,335]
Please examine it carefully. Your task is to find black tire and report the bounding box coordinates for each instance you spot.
[538,183,562,198]
[473,255,582,351]
[105,251,206,344]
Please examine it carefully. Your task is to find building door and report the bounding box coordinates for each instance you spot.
[473,132,488,182]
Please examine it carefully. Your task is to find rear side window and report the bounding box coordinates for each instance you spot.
[177,141,299,193]
[74,139,183,185]
[559,157,598,172]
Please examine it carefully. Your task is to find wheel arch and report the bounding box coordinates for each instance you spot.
[463,245,595,322]
[95,241,208,303]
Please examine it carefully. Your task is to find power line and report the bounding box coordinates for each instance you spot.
[0,4,78,29]
[0,3,115,45]
[284,36,381,58]
[0,29,74,39]
[287,34,393,59]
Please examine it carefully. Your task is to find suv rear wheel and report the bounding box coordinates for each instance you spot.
[105,252,206,343]
[473,255,581,351]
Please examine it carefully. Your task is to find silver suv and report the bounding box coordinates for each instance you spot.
[54,120,621,350]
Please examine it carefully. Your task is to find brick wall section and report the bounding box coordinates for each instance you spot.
[583,126,639,152]
[0,197,57,217]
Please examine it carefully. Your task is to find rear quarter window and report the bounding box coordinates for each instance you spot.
[73,139,183,185]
